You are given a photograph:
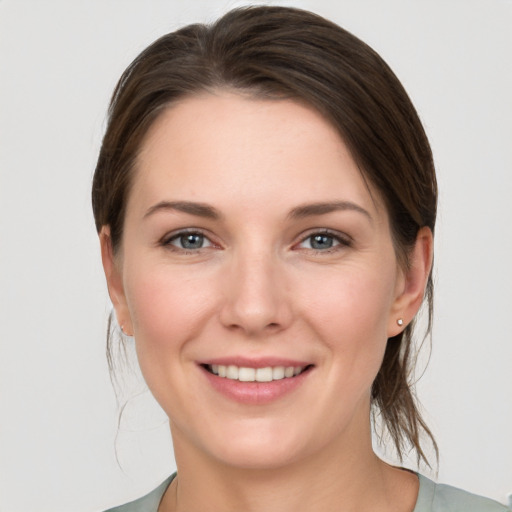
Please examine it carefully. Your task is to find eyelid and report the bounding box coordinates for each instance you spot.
[158,227,351,252]
[160,228,218,250]
[294,229,353,251]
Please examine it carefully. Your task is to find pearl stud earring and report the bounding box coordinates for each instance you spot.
[397,318,404,326]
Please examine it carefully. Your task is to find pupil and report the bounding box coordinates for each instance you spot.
[181,233,203,249]
[311,234,333,249]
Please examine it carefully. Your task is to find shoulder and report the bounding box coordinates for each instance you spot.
[103,474,175,512]
[415,474,511,512]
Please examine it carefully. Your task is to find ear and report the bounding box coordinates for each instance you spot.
[100,226,133,336]
[388,226,433,337]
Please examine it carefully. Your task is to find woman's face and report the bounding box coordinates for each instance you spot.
[104,93,418,469]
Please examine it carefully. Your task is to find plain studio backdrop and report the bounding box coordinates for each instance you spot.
[0,1,511,511]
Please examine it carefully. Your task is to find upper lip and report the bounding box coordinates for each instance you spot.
[199,356,313,368]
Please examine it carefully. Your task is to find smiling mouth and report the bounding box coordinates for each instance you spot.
[203,364,312,382]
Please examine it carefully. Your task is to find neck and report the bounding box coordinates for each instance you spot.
[160,415,418,512]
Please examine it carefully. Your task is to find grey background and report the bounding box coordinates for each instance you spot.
[1,1,511,510]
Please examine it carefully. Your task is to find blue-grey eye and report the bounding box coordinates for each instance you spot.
[170,232,211,250]
[310,234,335,249]
[299,233,342,250]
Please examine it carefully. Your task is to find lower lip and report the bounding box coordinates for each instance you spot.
[200,366,312,405]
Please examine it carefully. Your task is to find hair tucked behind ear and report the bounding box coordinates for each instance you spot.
[92,5,438,467]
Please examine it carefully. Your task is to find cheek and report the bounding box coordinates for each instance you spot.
[298,264,396,374]
[123,265,214,370]
[302,264,396,330]
[122,264,220,418]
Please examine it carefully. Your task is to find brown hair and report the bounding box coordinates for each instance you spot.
[92,5,438,466]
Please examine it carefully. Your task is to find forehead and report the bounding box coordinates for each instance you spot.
[130,92,384,219]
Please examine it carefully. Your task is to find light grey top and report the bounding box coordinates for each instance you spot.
[104,473,510,512]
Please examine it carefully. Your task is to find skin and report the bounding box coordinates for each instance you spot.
[101,92,433,512]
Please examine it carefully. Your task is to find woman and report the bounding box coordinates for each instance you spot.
[92,6,509,512]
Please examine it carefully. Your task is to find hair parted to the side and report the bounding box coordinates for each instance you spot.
[92,5,438,466]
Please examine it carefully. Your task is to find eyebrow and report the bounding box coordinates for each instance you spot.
[143,199,372,222]
[288,201,373,222]
[143,200,221,220]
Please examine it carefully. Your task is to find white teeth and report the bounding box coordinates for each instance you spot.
[226,365,239,379]
[255,367,273,382]
[272,366,285,380]
[210,364,307,382]
[238,367,255,382]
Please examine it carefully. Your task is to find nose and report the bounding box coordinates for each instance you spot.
[219,248,293,337]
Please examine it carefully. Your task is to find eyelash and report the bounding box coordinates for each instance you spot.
[160,229,352,254]
[295,230,352,254]
[161,229,214,253]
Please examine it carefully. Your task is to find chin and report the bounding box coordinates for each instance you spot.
[200,418,317,471]
[212,440,304,471]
